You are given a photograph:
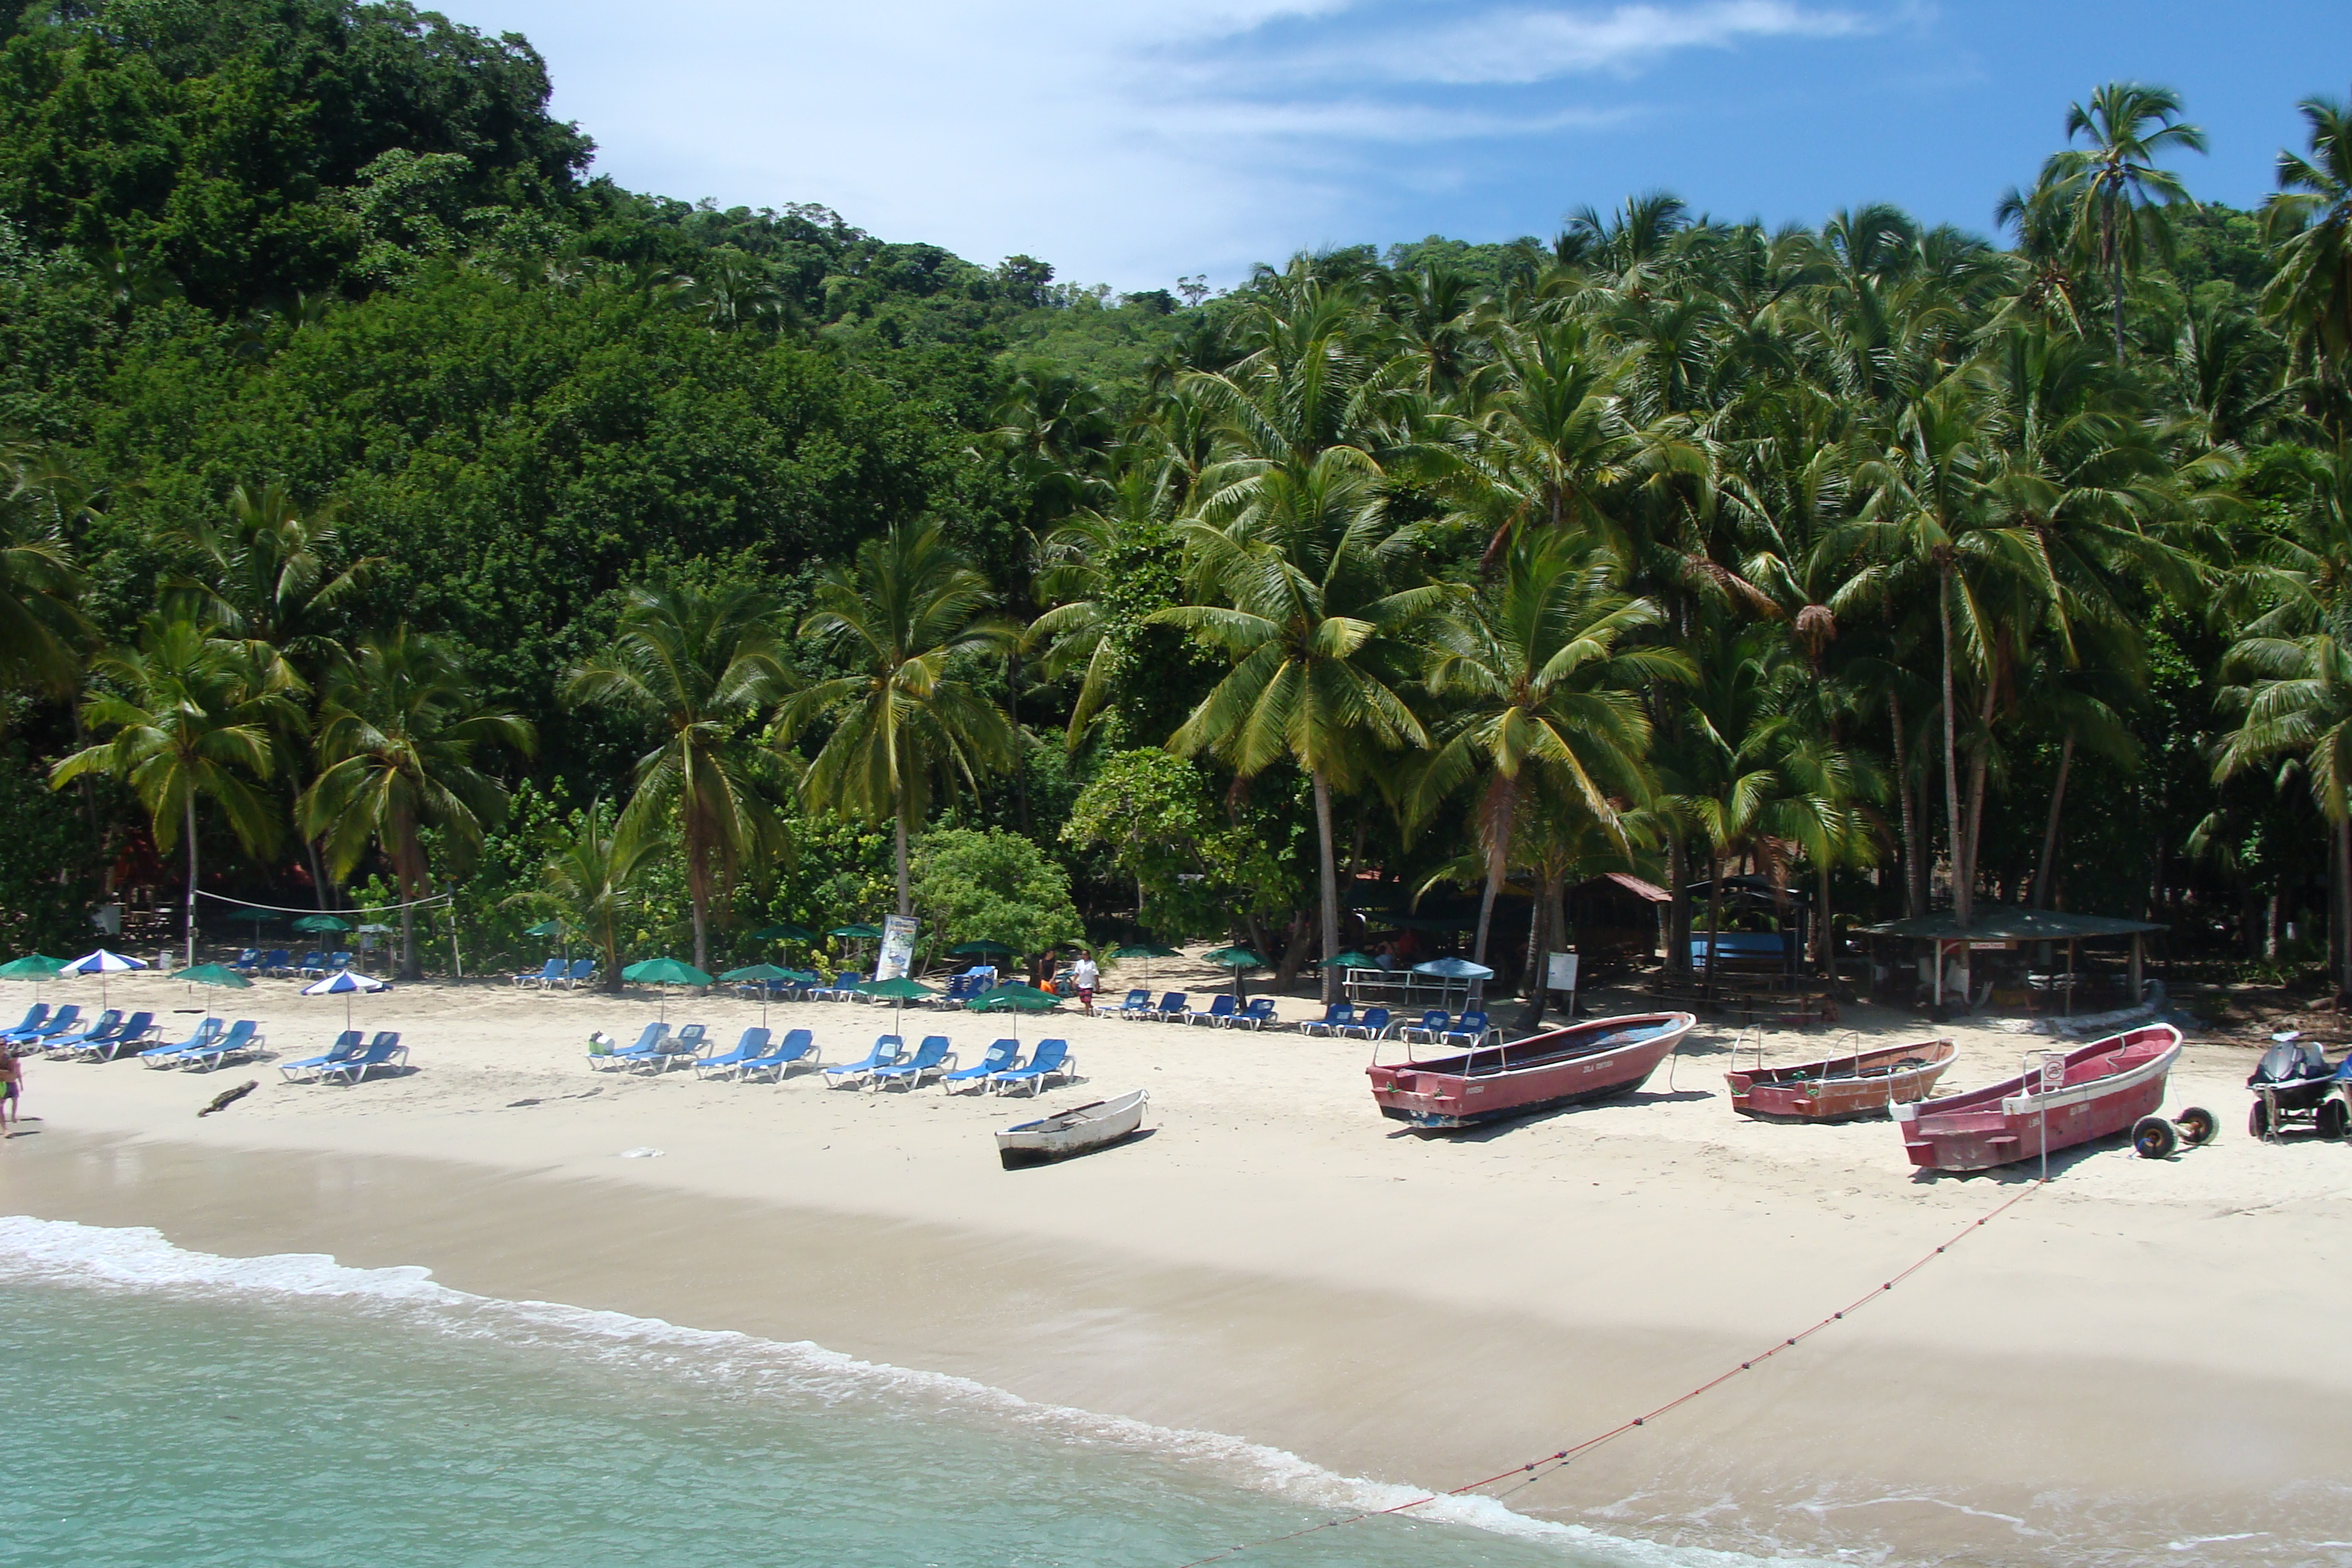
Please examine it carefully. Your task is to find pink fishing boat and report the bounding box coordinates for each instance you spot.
[1366,1012,1697,1130]
[1726,1037,1956,1121]
[1894,1024,2182,1172]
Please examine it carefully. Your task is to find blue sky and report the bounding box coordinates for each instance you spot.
[450,1,2348,292]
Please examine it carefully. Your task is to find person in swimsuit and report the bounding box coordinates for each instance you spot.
[0,1046,21,1134]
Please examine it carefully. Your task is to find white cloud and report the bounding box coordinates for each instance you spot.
[453,1,1892,288]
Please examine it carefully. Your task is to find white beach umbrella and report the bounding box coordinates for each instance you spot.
[64,947,148,1009]
[301,968,388,1030]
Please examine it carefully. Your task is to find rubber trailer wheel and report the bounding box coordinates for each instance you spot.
[2319,1098,2351,1142]
[2248,1097,2271,1141]
[2175,1106,2218,1146]
[2133,1115,2180,1160]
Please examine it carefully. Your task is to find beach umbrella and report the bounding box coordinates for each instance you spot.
[1413,954,1494,1005]
[1320,950,1380,969]
[850,974,934,1035]
[0,953,65,1003]
[719,962,796,1028]
[228,906,280,935]
[300,967,387,1030]
[1202,945,1265,1002]
[749,922,816,943]
[967,980,1061,1056]
[828,922,883,940]
[64,948,148,1010]
[524,919,566,937]
[171,962,250,1023]
[293,914,352,935]
[622,957,712,1022]
[1110,941,1180,986]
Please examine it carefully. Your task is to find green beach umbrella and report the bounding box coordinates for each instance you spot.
[525,919,566,938]
[828,923,883,940]
[1203,944,1265,1002]
[622,956,713,1021]
[720,962,796,1027]
[172,961,252,1022]
[0,953,65,1001]
[850,974,934,1033]
[967,980,1061,1056]
[293,914,351,935]
[950,939,1016,958]
[1110,941,1180,985]
[1320,950,1380,969]
[749,922,816,943]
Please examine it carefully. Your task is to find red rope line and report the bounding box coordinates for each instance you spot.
[1168,1179,2046,1568]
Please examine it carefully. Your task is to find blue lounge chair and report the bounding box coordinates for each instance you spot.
[0,1002,48,1039]
[1151,992,1188,1023]
[589,1022,669,1071]
[1339,1006,1391,1041]
[1185,994,1237,1028]
[692,1027,772,1079]
[1400,1008,1450,1044]
[10,1004,79,1046]
[634,1023,705,1072]
[328,951,352,972]
[988,1038,1072,1096]
[1300,1002,1353,1038]
[940,1038,1020,1092]
[1234,998,1278,1031]
[280,1030,365,1082]
[319,1033,405,1084]
[228,949,262,974]
[514,958,564,988]
[564,958,596,989]
[259,949,293,977]
[823,1035,904,1087]
[871,1035,956,1091]
[179,1019,264,1072]
[739,1028,818,1082]
[140,1017,222,1065]
[1110,989,1152,1020]
[68,1011,156,1061]
[36,1008,121,1056]
[1440,1011,1492,1049]
[296,952,327,979]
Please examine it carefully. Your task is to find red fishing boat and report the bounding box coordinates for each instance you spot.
[1726,1036,1957,1121]
[1894,1024,2182,1172]
[1366,1012,1697,1130]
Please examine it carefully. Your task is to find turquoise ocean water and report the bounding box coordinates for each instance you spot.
[0,1216,1749,1568]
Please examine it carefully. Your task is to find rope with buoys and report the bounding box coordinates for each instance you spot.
[1167,1177,2047,1567]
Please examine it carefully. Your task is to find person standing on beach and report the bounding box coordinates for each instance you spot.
[0,1046,21,1135]
[1069,950,1098,1010]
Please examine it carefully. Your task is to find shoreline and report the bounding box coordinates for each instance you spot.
[6,972,2351,1562]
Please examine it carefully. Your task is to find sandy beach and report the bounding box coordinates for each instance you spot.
[6,958,2350,1564]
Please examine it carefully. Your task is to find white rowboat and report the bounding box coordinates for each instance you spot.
[997,1088,1149,1170]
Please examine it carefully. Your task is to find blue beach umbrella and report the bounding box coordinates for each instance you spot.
[65,948,148,1010]
[301,967,389,1031]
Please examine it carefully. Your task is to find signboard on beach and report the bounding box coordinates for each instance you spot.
[876,915,919,981]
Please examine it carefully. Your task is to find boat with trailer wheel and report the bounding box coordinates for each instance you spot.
[1726,1034,1956,1121]
[1366,1012,1697,1130]
[1894,1024,2181,1172]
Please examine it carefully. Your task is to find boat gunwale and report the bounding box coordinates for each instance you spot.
[1894,1025,2181,1128]
[1372,1012,1696,1089]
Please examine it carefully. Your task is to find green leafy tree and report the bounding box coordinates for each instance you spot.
[780,520,1017,917]
[2263,91,2352,409]
[528,799,664,993]
[52,617,299,967]
[2038,81,2208,355]
[302,629,534,979]
[912,826,1083,966]
[565,580,795,969]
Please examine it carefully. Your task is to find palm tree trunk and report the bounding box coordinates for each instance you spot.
[1818,860,1835,986]
[1470,775,1517,1004]
[1667,834,1692,978]
[1311,769,1340,1004]
[1704,853,1724,992]
[184,793,198,970]
[894,803,912,918]
[685,817,710,971]
[398,899,416,980]
[1516,877,1550,1033]
[2033,732,2075,909]
[1009,648,1030,837]
[1889,690,1922,919]
[1938,565,1969,928]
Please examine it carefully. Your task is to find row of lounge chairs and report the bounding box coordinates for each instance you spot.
[1299,1003,1495,1047]
[585,1024,1074,1095]
[278,1031,408,1084]
[1101,991,1280,1028]
[512,957,598,989]
[231,950,355,979]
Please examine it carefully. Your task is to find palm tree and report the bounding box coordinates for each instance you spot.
[1410,531,1684,978]
[303,629,534,979]
[1153,457,1443,1001]
[779,521,1017,916]
[50,618,300,968]
[530,800,663,994]
[2263,92,2352,398]
[0,442,92,701]
[2037,81,2207,356]
[565,581,795,971]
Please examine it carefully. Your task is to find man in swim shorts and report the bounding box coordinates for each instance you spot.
[0,1045,21,1133]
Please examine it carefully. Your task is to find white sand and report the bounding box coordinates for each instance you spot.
[6,961,2349,1562]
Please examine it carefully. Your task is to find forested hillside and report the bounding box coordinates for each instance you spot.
[2,0,2349,1012]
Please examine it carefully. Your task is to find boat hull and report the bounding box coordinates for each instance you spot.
[1727,1039,1956,1121]
[1366,1012,1697,1130]
[997,1089,1147,1170]
[1894,1026,2180,1172]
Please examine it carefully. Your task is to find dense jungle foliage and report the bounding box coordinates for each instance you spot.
[3,1,2351,1012]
